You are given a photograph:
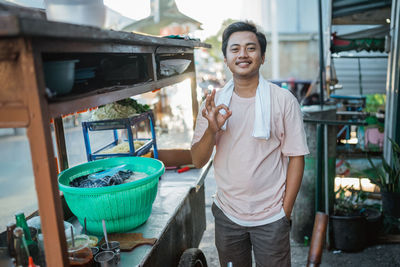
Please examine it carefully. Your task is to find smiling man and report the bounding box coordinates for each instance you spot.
[191,21,309,267]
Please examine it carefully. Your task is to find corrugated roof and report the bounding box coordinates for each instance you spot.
[332,0,392,18]
[333,56,387,95]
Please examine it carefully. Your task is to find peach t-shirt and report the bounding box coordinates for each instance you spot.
[192,83,309,223]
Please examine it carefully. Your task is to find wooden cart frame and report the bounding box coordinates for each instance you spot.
[0,5,210,266]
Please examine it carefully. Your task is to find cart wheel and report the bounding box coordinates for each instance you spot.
[178,248,208,267]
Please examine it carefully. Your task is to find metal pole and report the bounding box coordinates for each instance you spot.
[358,58,363,95]
[323,124,329,214]
[316,124,323,212]
[316,0,325,213]
[303,118,367,126]
[393,1,400,145]
[191,55,199,130]
[332,55,388,59]
[318,0,325,108]
[323,124,330,245]
[384,0,399,165]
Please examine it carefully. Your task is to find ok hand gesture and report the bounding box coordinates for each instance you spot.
[202,89,232,134]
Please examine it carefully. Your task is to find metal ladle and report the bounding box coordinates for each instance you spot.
[102,219,109,250]
[70,226,75,247]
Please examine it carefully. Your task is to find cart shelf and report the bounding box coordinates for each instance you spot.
[48,71,196,118]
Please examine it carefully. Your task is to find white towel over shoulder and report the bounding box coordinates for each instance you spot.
[215,75,271,140]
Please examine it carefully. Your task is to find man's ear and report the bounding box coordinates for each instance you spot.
[224,57,227,64]
[261,54,265,64]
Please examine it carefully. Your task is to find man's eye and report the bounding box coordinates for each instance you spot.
[231,48,239,52]
[248,47,256,51]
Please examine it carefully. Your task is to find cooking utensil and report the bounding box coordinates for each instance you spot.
[102,220,109,250]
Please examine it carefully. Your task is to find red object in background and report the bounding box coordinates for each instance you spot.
[336,159,350,176]
[28,257,38,267]
[177,166,190,173]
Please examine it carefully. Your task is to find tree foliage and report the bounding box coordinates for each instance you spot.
[204,19,237,62]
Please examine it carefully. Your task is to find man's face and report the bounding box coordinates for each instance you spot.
[224,31,265,79]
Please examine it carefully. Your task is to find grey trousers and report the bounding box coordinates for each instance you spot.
[212,203,291,267]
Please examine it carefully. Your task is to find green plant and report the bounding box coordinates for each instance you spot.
[204,19,237,63]
[365,94,386,113]
[334,186,368,216]
[367,138,400,193]
[116,98,150,113]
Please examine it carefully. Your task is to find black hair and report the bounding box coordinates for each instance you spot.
[221,21,267,58]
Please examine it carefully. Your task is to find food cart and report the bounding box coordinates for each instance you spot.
[0,3,211,266]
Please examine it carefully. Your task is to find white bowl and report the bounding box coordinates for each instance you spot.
[160,59,192,76]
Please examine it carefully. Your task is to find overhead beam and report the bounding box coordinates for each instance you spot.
[332,7,391,24]
[333,0,391,18]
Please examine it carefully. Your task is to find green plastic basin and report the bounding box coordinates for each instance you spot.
[58,157,165,234]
